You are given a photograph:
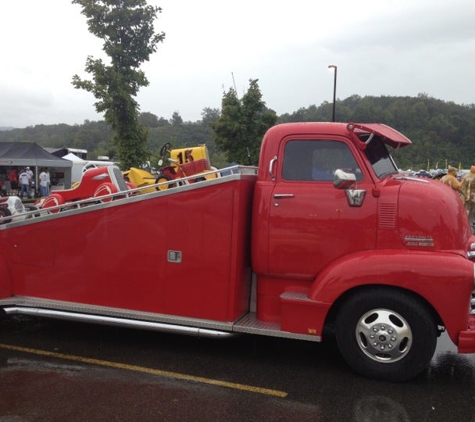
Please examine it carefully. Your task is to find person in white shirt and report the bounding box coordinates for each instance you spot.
[26,166,33,181]
[19,169,31,199]
[39,168,49,197]
[46,169,51,195]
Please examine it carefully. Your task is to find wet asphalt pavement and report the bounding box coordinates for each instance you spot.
[1,315,475,421]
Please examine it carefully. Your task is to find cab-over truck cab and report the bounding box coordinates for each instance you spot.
[252,122,475,381]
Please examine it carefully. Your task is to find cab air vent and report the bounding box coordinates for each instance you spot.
[379,203,397,229]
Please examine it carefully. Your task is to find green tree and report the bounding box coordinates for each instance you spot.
[200,107,220,127]
[170,111,183,126]
[138,111,160,128]
[212,79,277,165]
[71,0,165,169]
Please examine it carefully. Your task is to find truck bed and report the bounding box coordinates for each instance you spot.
[0,166,258,324]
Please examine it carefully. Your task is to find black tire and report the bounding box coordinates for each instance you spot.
[24,204,40,218]
[155,175,172,191]
[335,287,437,382]
[0,208,12,224]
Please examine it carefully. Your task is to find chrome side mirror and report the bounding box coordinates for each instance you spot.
[334,169,366,207]
[334,169,356,189]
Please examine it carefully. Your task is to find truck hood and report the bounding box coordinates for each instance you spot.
[396,176,471,253]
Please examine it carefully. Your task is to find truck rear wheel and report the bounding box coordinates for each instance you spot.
[335,288,437,382]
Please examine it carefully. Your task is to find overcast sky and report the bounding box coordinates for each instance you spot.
[1,0,474,128]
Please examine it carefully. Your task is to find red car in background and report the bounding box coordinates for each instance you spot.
[39,166,135,212]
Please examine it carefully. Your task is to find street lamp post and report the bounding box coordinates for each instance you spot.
[328,65,337,122]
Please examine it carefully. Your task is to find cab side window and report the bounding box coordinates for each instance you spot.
[282,140,362,181]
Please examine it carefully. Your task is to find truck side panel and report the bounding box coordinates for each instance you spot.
[0,176,256,322]
[0,254,12,298]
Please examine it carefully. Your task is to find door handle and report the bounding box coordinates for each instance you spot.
[273,194,295,199]
[269,156,277,180]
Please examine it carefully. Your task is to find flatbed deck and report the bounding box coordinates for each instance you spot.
[0,166,258,228]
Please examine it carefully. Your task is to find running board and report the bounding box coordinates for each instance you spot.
[0,297,321,342]
[3,307,237,339]
[234,312,321,342]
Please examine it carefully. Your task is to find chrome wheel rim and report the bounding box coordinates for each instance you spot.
[356,308,412,363]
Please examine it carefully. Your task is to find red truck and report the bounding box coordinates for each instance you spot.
[0,122,474,382]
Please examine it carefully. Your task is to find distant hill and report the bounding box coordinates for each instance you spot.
[0,94,474,169]
[0,127,14,131]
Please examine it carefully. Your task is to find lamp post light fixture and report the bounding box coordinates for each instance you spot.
[328,65,337,122]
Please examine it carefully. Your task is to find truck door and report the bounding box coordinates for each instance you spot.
[268,138,378,278]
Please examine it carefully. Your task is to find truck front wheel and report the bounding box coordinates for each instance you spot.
[335,288,437,382]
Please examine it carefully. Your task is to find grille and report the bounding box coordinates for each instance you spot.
[112,166,129,191]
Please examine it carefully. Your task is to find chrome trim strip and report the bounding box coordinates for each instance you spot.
[3,307,236,339]
[0,296,234,332]
[273,194,294,199]
[393,176,430,183]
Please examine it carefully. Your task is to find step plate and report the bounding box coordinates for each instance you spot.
[234,313,320,342]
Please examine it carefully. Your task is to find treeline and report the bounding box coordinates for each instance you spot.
[280,94,475,170]
[1,94,474,170]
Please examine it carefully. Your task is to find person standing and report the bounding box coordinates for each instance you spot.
[46,168,51,195]
[26,166,34,183]
[39,168,49,197]
[25,166,35,196]
[461,166,475,230]
[19,168,31,199]
[440,167,464,199]
[8,168,18,191]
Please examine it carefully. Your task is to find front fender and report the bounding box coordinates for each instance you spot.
[309,250,474,344]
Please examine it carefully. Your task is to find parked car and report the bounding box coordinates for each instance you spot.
[38,165,135,213]
[415,170,432,178]
[432,169,448,180]
[155,143,218,190]
[0,196,38,224]
[122,167,157,194]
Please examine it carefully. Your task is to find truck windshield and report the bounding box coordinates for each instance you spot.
[363,135,398,179]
